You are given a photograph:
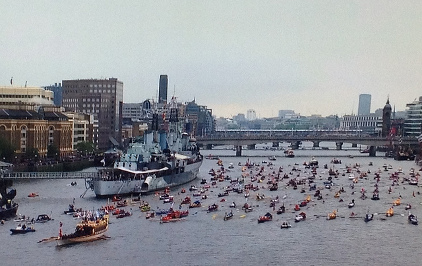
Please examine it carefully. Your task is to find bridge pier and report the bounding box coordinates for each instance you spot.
[369,146,376,157]
[272,142,279,148]
[247,144,256,150]
[291,141,301,150]
[336,142,343,150]
[312,141,320,148]
[206,144,213,150]
[235,145,242,157]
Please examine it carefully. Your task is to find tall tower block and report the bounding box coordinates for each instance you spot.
[358,94,371,115]
[159,75,168,104]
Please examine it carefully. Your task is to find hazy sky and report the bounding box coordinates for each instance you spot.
[1,1,421,118]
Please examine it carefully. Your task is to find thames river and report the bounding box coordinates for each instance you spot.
[1,142,421,266]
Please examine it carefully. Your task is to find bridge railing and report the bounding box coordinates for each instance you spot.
[197,134,417,142]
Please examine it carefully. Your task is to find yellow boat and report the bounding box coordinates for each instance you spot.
[305,195,311,203]
[393,198,401,206]
[386,207,394,217]
[327,210,337,220]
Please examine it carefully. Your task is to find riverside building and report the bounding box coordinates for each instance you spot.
[62,78,123,151]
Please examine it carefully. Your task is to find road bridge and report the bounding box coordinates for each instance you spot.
[196,133,419,157]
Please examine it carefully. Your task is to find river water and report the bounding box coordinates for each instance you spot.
[1,142,422,266]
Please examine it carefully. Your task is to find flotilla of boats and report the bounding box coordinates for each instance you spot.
[3,149,422,248]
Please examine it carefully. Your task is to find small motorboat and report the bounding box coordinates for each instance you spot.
[10,224,36,234]
[116,200,128,208]
[155,209,170,215]
[371,193,380,200]
[229,202,237,208]
[405,204,412,210]
[276,205,286,215]
[280,221,291,229]
[111,195,122,202]
[386,207,394,217]
[409,178,418,186]
[145,211,155,219]
[207,204,218,213]
[224,211,234,221]
[294,204,301,211]
[28,192,39,198]
[140,204,151,212]
[327,210,337,220]
[256,194,265,201]
[159,194,171,200]
[189,200,202,208]
[348,199,355,208]
[181,196,191,204]
[163,196,174,204]
[242,203,253,213]
[393,198,401,206]
[295,212,306,222]
[408,213,418,225]
[64,204,81,215]
[299,201,307,207]
[258,212,273,223]
[364,213,374,223]
[35,214,53,223]
[116,210,132,219]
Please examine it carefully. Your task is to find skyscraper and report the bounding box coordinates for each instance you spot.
[159,75,168,104]
[358,94,371,115]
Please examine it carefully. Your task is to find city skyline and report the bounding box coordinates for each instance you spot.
[1,1,421,118]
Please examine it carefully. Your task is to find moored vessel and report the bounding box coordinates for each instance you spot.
[0,188,18,220]
[89,98,203,197]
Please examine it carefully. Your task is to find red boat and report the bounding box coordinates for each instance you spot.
[167,210,189,219]
[181,197,191,204]
[116,210,132,219]
[258,212,273,223]
[112,195,122,202]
